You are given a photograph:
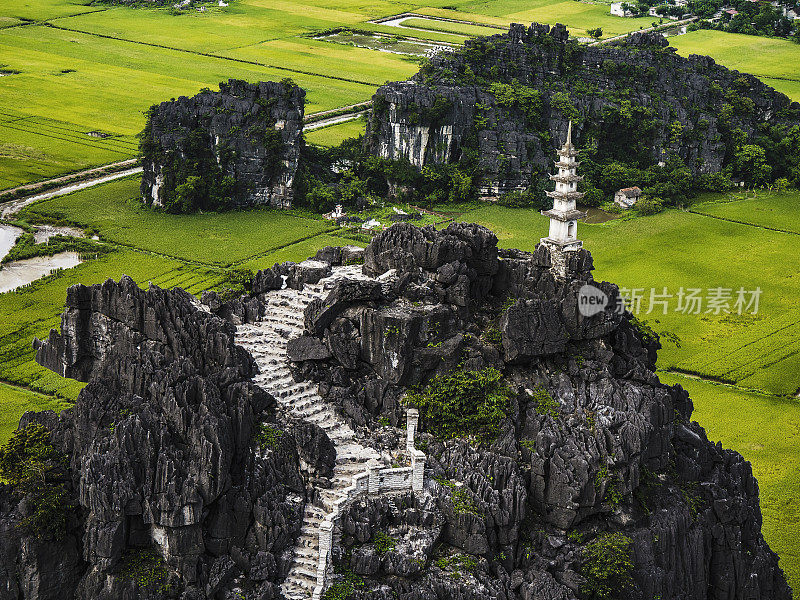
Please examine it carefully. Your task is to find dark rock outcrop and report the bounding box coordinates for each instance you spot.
[141,79,304,210]
[367,23,800,196]
[1,222,791,600]
[287,223,791,600]
[0,276,329,599]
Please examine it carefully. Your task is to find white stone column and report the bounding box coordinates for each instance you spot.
[412,450,426,492]
[406,408,419,453]
[368,462,381,494]
[316,519,334,588]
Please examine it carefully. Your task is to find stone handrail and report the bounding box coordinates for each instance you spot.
[311,409,425,600]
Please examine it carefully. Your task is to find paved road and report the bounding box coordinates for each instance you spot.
[1,168,143,219]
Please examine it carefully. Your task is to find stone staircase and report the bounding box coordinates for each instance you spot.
[234,266,383,600]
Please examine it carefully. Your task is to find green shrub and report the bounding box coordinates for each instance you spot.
[581,533,634,599]
[435,551,478,576]
[0,423,61,485]
[0,423,71,539]
[434,477,483,516]
[323,567,364,600]
[254,423,283,451]
[373,531,396,554]
[629,316,658,344]
[2,234,114,265]
[529,386,560,419]
[408,368,512,442]
[118,548,171,593]
[483,324,502,346]
[635,196,664,215]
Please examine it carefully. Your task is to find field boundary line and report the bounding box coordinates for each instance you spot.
[227,229,338,268]
[43,23,384,87]
[688,208,800,236]
[664,368,800,401]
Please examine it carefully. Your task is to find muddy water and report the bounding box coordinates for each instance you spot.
[0,223,23,262]
[0,252,82,294]
[33,225,84,244]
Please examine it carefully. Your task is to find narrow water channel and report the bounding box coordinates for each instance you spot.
[0,223,83,293]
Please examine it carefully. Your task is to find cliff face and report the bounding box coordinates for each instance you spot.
[0,224,791,600]
[0,276,328,600]
[288,223,791,600]
[140,79,304,211]
[366,23,800,196]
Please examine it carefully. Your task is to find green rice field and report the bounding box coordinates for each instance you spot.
[18,176,337,266]
[305,118,367,147]
[0,0,680,188]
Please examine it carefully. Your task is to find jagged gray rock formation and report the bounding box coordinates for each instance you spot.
[2,277,316,599]
[140,79,304,211]
[0,223,791,600]
[366,23,800,196]
[287,223,791,600]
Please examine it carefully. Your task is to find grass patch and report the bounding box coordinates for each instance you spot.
[0,382,72,446]
[19,176,334,267]
[305,118,366,148]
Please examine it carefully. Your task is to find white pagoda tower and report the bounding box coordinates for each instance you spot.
[540,121,586,262]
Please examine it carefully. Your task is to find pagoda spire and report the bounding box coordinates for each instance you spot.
[540,122,587,271]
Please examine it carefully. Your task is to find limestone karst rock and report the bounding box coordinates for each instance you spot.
[366,23,800,196]
[289,223,792,600]
[1,277,317,599]
[0,223,791,599]
[140,79,304,211]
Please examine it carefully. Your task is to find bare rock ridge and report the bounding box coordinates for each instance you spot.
[366,23,800,196]
[0,222,790,600]
[140,79,304,211]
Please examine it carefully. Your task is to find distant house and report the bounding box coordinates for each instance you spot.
[614,187,642,208]
[610,2,636,16]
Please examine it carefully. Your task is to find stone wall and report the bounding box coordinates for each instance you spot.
[141,79,304,210]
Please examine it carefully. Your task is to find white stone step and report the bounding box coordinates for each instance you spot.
[236,266,393,600]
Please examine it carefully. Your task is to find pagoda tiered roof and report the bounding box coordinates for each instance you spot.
[550,173,584,183]
[557,146,580,158]
[541,207,587,222]
[554,159,581,169]
[546,190,585,201]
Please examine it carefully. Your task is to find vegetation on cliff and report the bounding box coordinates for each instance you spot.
[0,423,72,539]
[367,24,800,211]
[407,367,512,442]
